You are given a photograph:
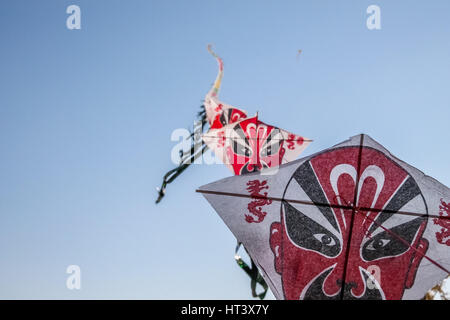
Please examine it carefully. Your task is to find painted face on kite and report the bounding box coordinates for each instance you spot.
[270,147,429,300]
[225,118,287,175]
[203,115,310,176]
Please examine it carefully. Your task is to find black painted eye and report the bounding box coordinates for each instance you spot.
[362,217,424,261]
[313,234,336,246]
[232,139,251,157]
[260,145,270,157]
[220,109,232,126]
[283,201,340,257]
[260,133,281,157]
[367,239,390,250]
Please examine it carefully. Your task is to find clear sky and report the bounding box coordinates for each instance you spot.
[0,0,449,299]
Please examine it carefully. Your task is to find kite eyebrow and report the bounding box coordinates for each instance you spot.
[261,129,282,149]
[264,131,272,146]
[293,161,340,232]
[232,125,250,146]
[368,176,423,234]
[285,200,342,240]
[368,212,419,239]
[283,200,341,257]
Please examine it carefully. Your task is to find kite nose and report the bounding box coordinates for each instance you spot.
[343,264,367,297]
[247,151,263,172]
[342,281,357,291]
[336,279,356,290]
[247,162,262,172]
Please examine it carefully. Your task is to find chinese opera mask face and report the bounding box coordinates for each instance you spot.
[269,147,429,300]
[225,118,286,175]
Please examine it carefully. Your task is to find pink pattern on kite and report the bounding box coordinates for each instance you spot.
[217,131,226,148]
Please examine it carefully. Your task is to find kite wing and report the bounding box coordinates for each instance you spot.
[198,134,450,300]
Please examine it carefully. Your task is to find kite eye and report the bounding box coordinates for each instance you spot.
[261,145,271,157]
[362,217,424,261]
[366,238,390,251]
[313,234,336,247]
[260,131,282,158]
[283,201,341,258]
[232,139,251,157]
[260,140,281,157]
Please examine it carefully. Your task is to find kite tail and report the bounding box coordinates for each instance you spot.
[207,44,224,98]
[155,105,208,204]
[235,242,268,299]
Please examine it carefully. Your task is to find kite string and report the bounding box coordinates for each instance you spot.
[196,189,450,221]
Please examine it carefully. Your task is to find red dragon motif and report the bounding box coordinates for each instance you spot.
[434,199,450,246]
[245,180,272,223]
[286,134,304,150]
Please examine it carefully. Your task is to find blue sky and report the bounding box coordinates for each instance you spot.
[0,0,449,299]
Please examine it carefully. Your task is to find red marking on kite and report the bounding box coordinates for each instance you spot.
[286,134,296,150]
[245,180,272,223]
[434,199,450,246]
[286,134,304,150]
[217,131,226,148]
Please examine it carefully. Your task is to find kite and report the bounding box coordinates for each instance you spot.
[198,134,450,300]
[155,45,247,203]
[202,115,310,176]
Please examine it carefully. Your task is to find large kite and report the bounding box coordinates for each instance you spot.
[198,134,450,299]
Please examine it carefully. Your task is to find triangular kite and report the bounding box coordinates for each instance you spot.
[198,134,450,300]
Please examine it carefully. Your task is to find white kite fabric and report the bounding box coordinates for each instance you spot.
[198,134,450,300]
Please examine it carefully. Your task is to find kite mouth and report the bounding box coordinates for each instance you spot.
[300,266,385,300]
